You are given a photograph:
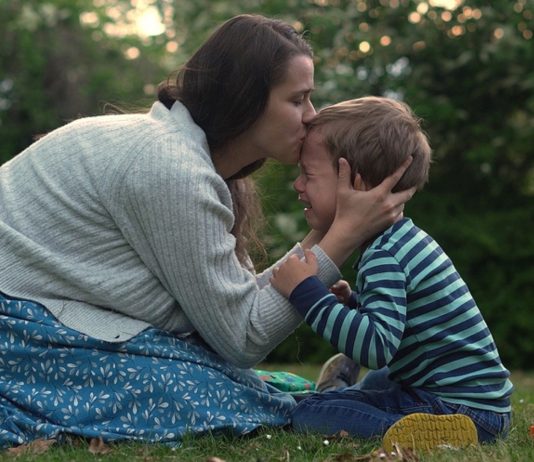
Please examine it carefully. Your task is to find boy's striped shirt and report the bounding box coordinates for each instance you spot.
[290,218,513,412]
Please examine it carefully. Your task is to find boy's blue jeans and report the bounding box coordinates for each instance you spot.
[292,368,511,443]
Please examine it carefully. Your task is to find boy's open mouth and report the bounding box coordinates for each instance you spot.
[298,195,311,210]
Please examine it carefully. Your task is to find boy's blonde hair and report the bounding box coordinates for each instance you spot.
[308,96,431,192]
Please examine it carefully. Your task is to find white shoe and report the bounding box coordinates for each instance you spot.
[316,353,360,392]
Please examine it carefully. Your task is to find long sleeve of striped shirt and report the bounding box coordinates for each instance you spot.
[289,251,407,371]
[289,218,513,412]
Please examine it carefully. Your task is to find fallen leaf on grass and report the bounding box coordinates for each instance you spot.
[88,437,112,455]
[332,452,360,461]
[206,457,226,462]
[324,430,350,442]
[391,444,418,461]
[6,438,56,456]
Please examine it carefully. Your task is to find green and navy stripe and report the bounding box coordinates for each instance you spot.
[290,218,512,412]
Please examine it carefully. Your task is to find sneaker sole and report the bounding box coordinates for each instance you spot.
[382,413,478,452]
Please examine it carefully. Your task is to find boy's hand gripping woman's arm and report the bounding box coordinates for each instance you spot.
[270,249,319,298]
[274,249,408,370]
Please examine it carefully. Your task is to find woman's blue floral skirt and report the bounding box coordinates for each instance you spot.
[0,292,296,448]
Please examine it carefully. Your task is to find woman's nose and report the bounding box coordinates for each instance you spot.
[302,100,316,124]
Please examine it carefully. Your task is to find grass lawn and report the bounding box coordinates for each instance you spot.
[1,366,533,461]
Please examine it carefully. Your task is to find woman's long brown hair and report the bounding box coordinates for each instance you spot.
[158,14,313,266]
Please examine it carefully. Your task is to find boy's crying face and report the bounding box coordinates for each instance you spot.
[293,129,338,233]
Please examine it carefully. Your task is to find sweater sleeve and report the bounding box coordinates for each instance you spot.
[111,135,341,368]
[255,244,305,289]
[254,243,338,289]
[290,249,408,369]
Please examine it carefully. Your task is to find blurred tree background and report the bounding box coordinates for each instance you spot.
[1,0,533,369]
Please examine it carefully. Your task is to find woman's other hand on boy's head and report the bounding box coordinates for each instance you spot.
[270,249,318,298]
[331,157,415,246]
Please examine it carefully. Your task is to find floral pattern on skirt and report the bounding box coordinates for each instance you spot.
[0,292,296,448]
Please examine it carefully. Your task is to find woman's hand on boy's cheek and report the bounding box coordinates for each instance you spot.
[270,250,318,298]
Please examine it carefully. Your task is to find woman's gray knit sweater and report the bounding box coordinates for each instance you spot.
[0,101,341,367]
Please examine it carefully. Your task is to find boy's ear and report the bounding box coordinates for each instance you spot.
[353,173,372,192]
[341,157,372,191]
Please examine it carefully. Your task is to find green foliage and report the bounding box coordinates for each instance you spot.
[0,0,167,162]
[257,0,534,369]
[1,0,533,368]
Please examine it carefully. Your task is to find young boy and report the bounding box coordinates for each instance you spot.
[271,96,513,451]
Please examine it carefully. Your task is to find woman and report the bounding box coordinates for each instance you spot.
[0,14,412,446]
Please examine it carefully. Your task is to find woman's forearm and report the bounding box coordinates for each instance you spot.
[300,229,325,249]
[316,224,362,267]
